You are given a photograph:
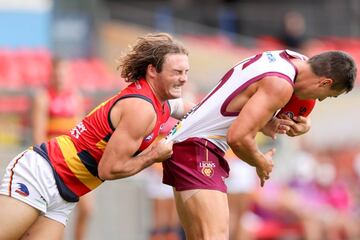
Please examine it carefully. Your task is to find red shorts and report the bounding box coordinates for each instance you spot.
[162,138,230,193]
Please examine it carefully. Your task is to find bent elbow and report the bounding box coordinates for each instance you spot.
[98,161,134,180]
[227,133,242,150]
[227,133,252,153]
[98,161,117,180]
[227,139,243,152]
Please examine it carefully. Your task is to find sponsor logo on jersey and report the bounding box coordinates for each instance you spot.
[70,121,87,139]
[15,183,29,197]
[266,52,276,63]
[200,161,215,177]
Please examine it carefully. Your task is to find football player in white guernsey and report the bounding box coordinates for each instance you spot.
[162,50,357,240]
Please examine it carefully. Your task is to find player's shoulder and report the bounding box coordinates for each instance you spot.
[111,96,157,129]
[117,96,155,113]
[259,74,294,97]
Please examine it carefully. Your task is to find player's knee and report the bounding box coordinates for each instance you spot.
[77,201,93,218]
[210,221,229,240]
[209,224,229,240]
[80,206,93,219]
[0,225,27,240]
[191,232,228,240]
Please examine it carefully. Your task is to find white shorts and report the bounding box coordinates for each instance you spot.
[226,160,258,194]
[0,149,76,226]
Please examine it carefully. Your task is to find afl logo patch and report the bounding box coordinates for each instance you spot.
[200,161,215,177]
[144,133,154,142]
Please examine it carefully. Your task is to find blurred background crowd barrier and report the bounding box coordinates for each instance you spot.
[0,0,360,239]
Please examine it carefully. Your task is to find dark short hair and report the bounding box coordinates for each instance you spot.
[118,33,188,82]
[308,51,357,92]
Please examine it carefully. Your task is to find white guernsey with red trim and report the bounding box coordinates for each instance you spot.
[167,50,308,152]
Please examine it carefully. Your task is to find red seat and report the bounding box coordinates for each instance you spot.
[0,95,30,113]
[255,220,303,240]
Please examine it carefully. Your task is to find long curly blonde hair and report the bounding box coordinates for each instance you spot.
[118,33,188,82]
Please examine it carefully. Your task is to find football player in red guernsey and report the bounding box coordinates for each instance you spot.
[0,33,193,239]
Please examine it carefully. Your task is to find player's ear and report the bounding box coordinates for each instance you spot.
[147,64,157,78]
[320,77,333,87]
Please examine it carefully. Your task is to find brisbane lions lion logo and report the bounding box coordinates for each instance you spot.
[200,161,215,177]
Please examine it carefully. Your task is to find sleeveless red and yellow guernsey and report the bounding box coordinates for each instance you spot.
[46,88,80,139]
[34,79,171,202]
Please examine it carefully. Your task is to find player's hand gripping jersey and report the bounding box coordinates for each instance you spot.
[167,50,308,152]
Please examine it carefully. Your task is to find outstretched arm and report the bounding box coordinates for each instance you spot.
[98,98,173,180]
